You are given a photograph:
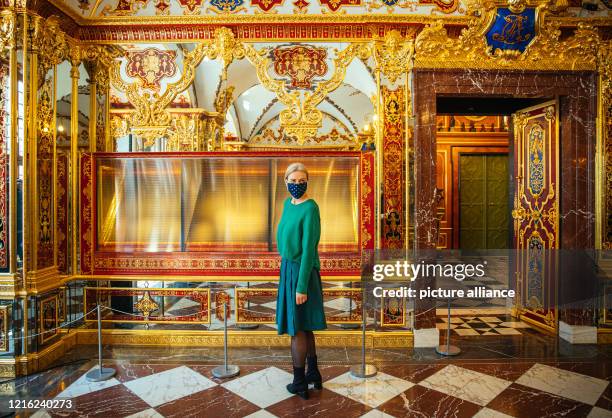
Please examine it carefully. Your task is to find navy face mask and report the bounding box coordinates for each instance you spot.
[287,182,307,199]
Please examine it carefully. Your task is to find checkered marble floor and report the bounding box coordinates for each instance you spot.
[436,315,531,336]
[28,360,611,417]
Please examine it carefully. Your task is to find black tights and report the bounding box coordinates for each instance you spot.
[290,330,316,368]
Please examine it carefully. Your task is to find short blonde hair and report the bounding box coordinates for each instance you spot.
[284,162,309,181]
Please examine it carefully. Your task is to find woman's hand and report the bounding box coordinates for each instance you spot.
[296,292,308,305]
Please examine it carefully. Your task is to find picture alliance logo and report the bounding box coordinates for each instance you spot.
[371,260,488,282]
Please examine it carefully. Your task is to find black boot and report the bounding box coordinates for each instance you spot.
[306,355,322,389]
[286,366,309,399]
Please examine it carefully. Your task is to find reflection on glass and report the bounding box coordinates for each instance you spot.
[183,158,269,251]
[97,159,182,251]
[77,63,90,151]
[97,156,360,253]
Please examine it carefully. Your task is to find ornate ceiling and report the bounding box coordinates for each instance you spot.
[109,40,377,142]
[52,0,464,19]
[44,0,610,23]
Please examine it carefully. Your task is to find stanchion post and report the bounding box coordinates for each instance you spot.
[212,302,240,378]
[350,282,377,378]
[436,297,461,356]
[86,305,117,381]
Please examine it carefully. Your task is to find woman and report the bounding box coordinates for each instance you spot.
[276,162,327,400]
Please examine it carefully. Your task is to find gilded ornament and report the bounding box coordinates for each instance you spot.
[167,114,198,151]
[110,115,130,138]
[507,0,526,13]
[373,30,414,83]
[414,2,602,71]
[0,11,15,53]
[134,291,160,320]
[110,28,243,144]
[273,45,328,89]
[245,42,372,144]
[33,16,69,75]
[365,0,418,13]
[125,48,178,90]
[110,42,211,142]
[208,0,247,14]
[205,27,246,80]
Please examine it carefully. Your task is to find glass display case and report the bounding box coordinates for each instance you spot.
[82,151,375,276]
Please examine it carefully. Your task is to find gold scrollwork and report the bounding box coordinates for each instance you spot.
[110,28,241,144]
[244,41,372,144]
[414,1,600,71]
[373,30,414,84]
[110,114,130,138]
[0,11,16,54]
[134,291,160,321]
[32,16,69,75]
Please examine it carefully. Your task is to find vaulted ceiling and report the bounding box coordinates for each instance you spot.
[49,0,465,20]
[109,41,378,141]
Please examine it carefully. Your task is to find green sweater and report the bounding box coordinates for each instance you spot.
[276,197,321,294]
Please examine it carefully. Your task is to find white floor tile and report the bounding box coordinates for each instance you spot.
[419,365,511,406]
[55,366,121,399]
[360,409,396,418]
[324,371,414,408]
[123,365,216,407]
[244,410,279,418]
[516,363,609,405]
[221,366,293,408]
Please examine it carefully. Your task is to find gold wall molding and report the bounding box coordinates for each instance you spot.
[0,274,17,297]
[0,360,17,378]
[1,332,77,377]
[599,41,612,249]
[25,266,61,294]
[75,328,413,348]
[414,1,601,71]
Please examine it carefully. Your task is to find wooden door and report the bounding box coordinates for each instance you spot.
[459,154,509,250]
[512,100,559,332]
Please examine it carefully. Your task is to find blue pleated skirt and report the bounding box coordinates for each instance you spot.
[276,258,327,336]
